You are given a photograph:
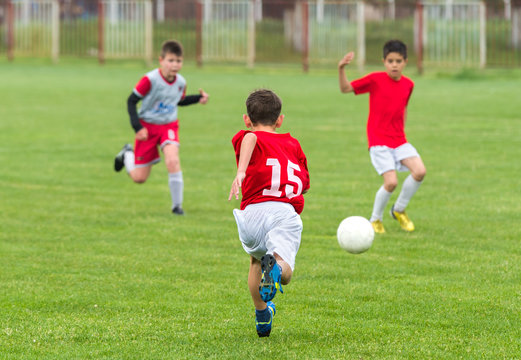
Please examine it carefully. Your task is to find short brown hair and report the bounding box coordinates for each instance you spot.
[245,89,282,125]
[161,40,183,58]
[383,39,407,59]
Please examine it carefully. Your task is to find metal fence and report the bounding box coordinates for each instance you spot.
[1,0,520,70]
[416,1,487,70]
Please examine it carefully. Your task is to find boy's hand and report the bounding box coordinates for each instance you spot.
[198,89,209,104]
[135,127,148,141]
[228,172,246,201]
[338,52,355,68]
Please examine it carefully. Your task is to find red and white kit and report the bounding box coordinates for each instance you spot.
[133,69,187,165]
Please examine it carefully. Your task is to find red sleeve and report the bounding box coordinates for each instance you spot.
[134,76,151,97]
[351,73,374,95]
[231,130,248,164]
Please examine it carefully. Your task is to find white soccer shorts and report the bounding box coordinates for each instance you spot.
[233,201,303,271]
[369,143,421,175]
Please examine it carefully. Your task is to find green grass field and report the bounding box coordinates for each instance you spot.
[1,60,521,359]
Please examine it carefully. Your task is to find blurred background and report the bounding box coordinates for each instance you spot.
[0,0,520,71]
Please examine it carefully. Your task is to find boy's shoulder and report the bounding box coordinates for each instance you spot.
[365,72,413,83]
[256,131,303,150]
[364,71,387,79]
[144,68,160,78]
[175,73,187,84]
[232,130,299,145]
[400,74,414,84]
[232,129,250,147]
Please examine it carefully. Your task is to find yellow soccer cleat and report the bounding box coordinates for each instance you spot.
[371,219,386,234]
[390,205,415,232]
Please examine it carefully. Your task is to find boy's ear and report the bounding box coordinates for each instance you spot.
[275,114,284,128]
[243,114,253,128]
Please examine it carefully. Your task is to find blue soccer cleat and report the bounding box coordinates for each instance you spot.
[256,301,276,337]
[259,254,283,303]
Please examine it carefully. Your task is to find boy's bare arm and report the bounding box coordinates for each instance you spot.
[228,133,257,201]
[338,52,355,93]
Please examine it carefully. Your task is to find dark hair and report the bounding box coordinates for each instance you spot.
[245,89,282,125]
[383,40,407,60]
[161,40,183,58]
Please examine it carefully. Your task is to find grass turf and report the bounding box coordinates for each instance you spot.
[1,60,520,359]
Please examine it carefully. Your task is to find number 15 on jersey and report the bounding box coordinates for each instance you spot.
[262,158,303,199]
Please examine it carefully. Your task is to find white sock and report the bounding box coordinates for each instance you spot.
[123,150,136,173]
[168,171,183,209]
[394,175,422,212]
[370,186,392,222]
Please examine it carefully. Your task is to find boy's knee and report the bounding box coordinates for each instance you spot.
[281,270,292,285]
[384,181,398,192]
[412,168,426,182]
[130,173,148,183]
[165,158,180,172]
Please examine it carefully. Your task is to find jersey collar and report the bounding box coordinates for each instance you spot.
[158,68,177,85]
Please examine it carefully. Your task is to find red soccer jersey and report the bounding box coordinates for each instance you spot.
[351,72,414,148]
[232,130,310,214]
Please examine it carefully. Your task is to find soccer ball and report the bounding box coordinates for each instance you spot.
[337,216,374,254]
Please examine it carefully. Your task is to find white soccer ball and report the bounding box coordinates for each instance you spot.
[337,216,374,254]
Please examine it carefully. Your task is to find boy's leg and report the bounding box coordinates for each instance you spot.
[128,166,152,183]
[273,253,292,285]
[370,170,397,233]
[259,254,283,303]
[249,257,276,337]
[369,147,400,233]
[114,144,152,183]
[394,156,426,212]
[163,144,184,214]
[249,257,266,310]
[391,156,426,231]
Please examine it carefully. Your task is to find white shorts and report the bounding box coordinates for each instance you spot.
[369,143,420,175]
[233,202,303,271]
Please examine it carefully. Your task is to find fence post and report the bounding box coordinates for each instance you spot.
[196,1,203,67]
[98,0,105,64]
[7,0,14,61]
[389,0,396,20]
[52,0,60,63]
[302,1,309,72]
[157,0,165,22]
[357,1,365,73]
[144,0,153,66]
[416,1,424,74]
[247,0,255,68]
[479,1,487,68]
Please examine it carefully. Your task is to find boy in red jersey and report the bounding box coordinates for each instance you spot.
[228,89,310,337]
[338,40,426,233]
[113,40,209,215]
